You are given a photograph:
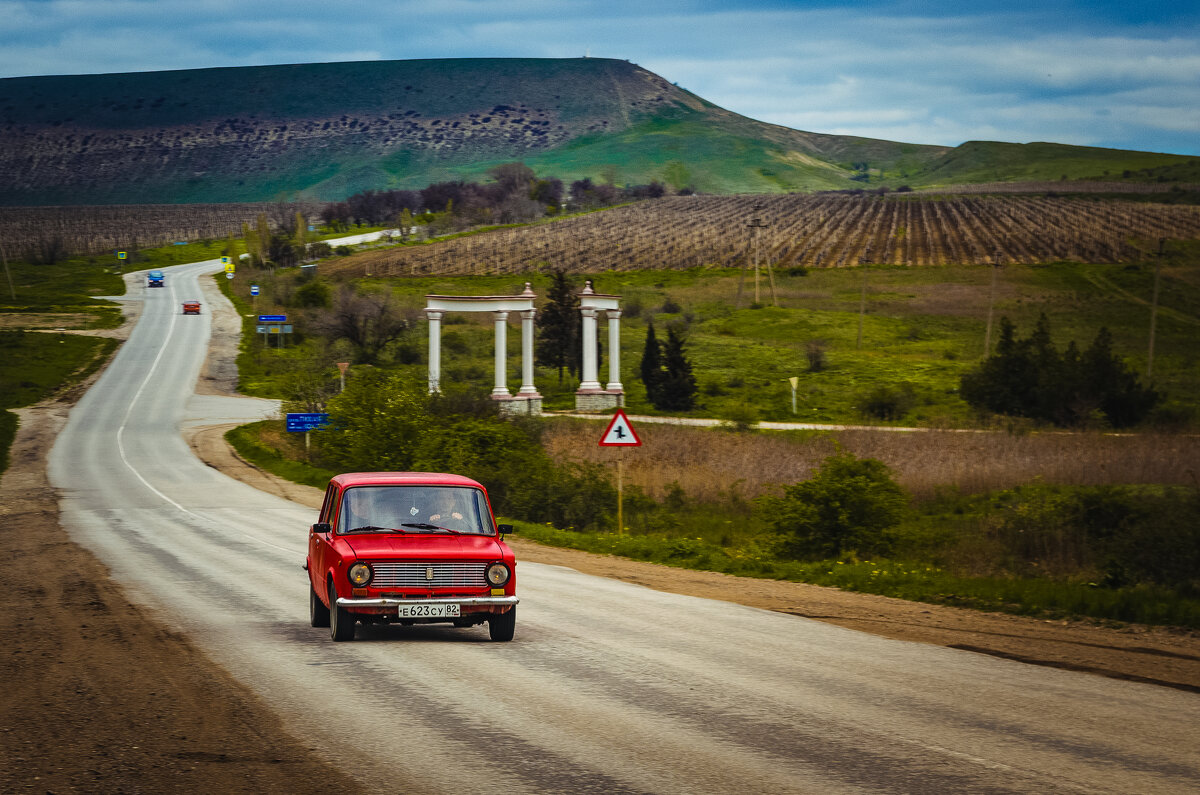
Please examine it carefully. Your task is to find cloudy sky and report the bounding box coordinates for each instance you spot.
[1,0,1197,155]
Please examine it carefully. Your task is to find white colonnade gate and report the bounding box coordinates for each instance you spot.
[576,280,625,411]
[423,280,624,415]
[425,284,542,415]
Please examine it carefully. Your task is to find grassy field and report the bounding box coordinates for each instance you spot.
[229,258,1200,428]
[221,251,1200,628]
[6,228,1196,627]
[0,330,118,474]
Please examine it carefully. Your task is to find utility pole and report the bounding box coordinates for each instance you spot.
[737,204,775,307]
[983,248,1003,357]
[856,250,870,350]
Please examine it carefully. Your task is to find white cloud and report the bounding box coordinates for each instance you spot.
[0,0,1196,154]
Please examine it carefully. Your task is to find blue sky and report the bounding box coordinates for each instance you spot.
[1,0,1197,155]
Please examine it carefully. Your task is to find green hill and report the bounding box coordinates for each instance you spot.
[915,140,1196,185]
[0,58,1193,204]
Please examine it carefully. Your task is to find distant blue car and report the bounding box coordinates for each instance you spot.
[147,270,165,287]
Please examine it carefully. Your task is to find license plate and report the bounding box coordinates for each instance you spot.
[397,603,460,618]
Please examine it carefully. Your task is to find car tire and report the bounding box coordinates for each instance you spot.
[310,581,330,628]
[488,607,516,642]
[329,581,355,642]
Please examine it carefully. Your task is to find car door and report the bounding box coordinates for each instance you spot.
[309,483,339,597]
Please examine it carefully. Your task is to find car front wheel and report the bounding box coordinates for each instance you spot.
[310,582,330,628]
[488,607,516,642]
[329,581,355,642]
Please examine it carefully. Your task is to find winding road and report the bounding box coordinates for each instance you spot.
[47,256,1200,793]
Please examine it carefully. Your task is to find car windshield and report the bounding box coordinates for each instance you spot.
[337,485,494,535]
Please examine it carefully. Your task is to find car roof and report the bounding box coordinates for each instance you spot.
[332,472,486,489]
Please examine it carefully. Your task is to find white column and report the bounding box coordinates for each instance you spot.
[426,310,443,393]
[579,307,601,391]
[519,308,539,395]
[492,310,511,397]
[605,309,623,392]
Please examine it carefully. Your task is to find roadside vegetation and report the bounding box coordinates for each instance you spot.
[7,193,1198,628]
[220,247,1200,629]
[0,331,118,475]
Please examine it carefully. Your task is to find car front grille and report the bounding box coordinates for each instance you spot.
[370,562,487,589]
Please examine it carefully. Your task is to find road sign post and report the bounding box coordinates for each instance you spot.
[598,410,642,534]
[287,413,330,457]
[258,315,289,348]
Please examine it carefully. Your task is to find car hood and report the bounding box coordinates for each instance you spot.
[343,533,505,561]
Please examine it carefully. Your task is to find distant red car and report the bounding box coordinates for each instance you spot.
[306,472,519,642]
[182,301,201,315]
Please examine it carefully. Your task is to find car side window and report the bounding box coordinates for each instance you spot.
[319,484,338,524]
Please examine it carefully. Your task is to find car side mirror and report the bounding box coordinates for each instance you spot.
[312,522,332,535]
[497,524,514,536]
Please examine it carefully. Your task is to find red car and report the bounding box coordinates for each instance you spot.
[306,472,519,642]
[182,300,201,315]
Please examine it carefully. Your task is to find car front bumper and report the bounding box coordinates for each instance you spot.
[336,596,519,609]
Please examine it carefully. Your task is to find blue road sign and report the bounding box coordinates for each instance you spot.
[258,314,286,322]
[286,413,330,432]
[250,285,259,296]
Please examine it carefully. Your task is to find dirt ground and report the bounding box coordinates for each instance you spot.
[0,280,360,793]
[3,274,1199,793]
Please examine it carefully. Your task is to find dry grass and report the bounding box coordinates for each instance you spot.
[543,419,1200,501]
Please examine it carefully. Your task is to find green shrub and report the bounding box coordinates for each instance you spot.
[293,280,331,308]
[861,383,915,421]
[981,484,1200,593]
[760,452,909,560]
[317,369,430,471]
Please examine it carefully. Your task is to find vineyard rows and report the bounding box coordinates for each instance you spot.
[913,181,1200,195]
[0,202,318,257]
[331,194,1200,278]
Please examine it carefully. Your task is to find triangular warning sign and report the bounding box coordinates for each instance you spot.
[598,409,642,446]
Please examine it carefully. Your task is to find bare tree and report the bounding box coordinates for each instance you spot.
[310,285,416,364]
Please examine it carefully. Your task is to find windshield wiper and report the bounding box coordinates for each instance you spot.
[343,525,394,534]
[401,522,463,534]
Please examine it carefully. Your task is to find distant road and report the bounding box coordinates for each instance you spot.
[45,252,1200,793]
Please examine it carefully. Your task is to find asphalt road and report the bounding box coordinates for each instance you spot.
[48,258,1200,794]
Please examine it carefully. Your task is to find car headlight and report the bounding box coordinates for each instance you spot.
[485,563,510,587]
[348,562,373,586]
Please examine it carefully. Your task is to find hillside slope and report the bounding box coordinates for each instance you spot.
[0,58,1192,204]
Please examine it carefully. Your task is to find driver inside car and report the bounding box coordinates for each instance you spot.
[428,490,470,529]
[341,488,376,531]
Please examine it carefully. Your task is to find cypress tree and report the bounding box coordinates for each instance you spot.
[1085,327,1160,427]
[658,326,697,411]
[535,268,579,383]
[640,321,663,405]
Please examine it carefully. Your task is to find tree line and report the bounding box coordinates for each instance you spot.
[960,314,1159,428]
[318,162,678,232]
